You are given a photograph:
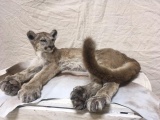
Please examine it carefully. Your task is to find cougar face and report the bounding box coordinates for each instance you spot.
[27,29,57,53]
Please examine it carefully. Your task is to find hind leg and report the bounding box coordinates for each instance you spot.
[70,80,102,110]
[87,82,119,112]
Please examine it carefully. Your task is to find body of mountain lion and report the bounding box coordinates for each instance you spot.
[0,30,140,112]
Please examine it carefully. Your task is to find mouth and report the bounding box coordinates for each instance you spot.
[44,46,54,52]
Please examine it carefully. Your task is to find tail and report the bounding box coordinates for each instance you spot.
[82,37,141,83]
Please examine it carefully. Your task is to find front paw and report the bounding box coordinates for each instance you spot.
[18,84,41,103]
[87,96,111,112]
[70,86,88,110]
[0,76,21,96]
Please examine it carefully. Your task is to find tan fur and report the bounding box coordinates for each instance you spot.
[70,38,141,112]
[87,82,119,112]
[82,37,141,84]
[0,30,141,113]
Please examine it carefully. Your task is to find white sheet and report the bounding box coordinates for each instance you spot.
[0,72,159,120]
[0,0,160,98]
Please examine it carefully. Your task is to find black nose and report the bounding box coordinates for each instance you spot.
[44,47,47,50]
[48,46,53,49]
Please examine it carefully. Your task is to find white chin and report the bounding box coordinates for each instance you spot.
[48,49,53,53]
[43,49,53,53]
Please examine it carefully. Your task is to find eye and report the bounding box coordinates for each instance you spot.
[40,39,47,42]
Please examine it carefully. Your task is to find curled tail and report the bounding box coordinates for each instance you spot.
[82,37,141,83]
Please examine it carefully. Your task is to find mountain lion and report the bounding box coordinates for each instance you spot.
[0,30,140,112]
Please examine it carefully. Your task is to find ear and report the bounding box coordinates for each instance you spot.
[27,30,36,40]
[50,29,57,39]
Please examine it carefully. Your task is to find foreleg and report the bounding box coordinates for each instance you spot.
[0,65,42,96]
[18,64,59,103]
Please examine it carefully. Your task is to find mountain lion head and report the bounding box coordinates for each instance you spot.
[27,30,57,53]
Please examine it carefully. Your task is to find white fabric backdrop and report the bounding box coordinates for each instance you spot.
[0,0,160,98]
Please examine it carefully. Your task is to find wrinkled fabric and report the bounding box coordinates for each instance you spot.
[0,61,159,119]
[0,0,160,98]
[112,82,160,120]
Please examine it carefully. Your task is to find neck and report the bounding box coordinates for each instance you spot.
[35,47,61,63]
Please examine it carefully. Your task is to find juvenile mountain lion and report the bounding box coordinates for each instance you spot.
[0,30,140,113]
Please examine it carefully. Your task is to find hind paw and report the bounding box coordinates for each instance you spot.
[70,86,88,110]
[87,96,111,112]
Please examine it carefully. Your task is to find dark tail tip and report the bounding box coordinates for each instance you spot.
[83,37,96,51]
